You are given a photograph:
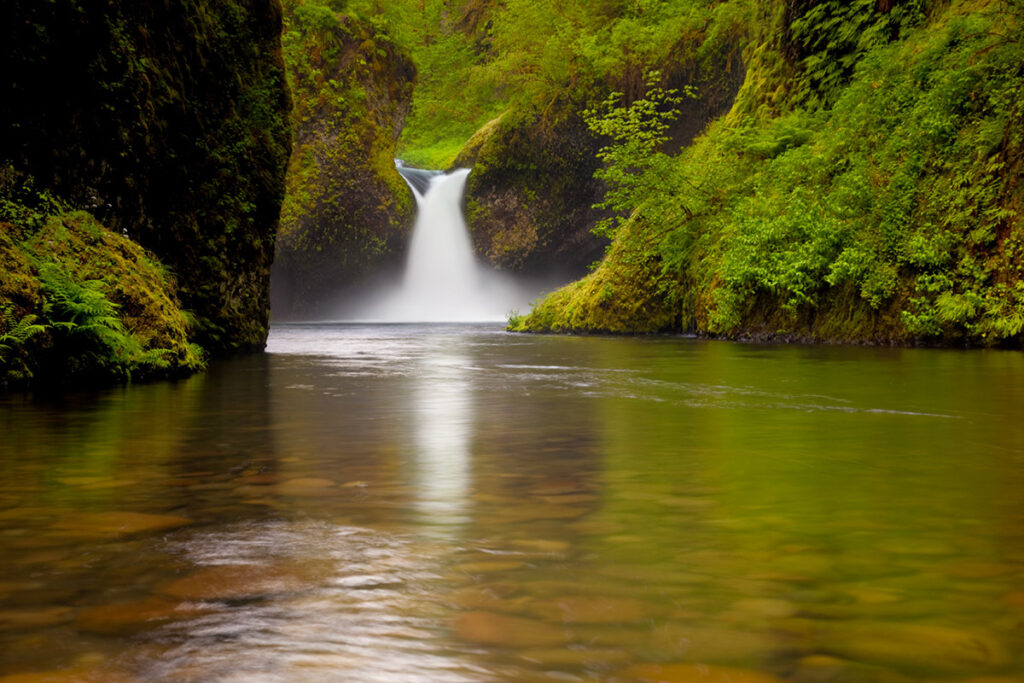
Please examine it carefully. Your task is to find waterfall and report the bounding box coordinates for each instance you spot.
[402,167,478,311]
[354,162,535,323]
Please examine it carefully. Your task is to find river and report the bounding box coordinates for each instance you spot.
[1,323,1022,681]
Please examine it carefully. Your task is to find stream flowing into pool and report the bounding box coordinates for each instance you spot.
[1,324,1023,682]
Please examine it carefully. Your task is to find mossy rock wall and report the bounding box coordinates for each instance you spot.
[0,0,292,353]
[457,106,609,276]
[272,7,416,319]
[516,0,1024,347]
[1,179,203,387]
[456,25,745,279]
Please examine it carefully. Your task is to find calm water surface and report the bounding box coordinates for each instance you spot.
[1,324,1023,682]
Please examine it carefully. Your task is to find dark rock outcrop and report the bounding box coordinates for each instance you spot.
[0,0,292,354]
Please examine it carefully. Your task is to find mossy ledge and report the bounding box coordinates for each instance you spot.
[1,1,292,387]
[1,179,203,388]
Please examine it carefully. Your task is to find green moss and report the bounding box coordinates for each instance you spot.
[274,4,415,317]
[1,187,204,388]
[517,0,1024,348]
[0,0,292,355]
[511,213,678,333]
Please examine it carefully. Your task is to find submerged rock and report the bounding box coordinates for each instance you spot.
[518,646,631,668]
[529,595,655,625]
[75,597,205,635]
[451,611,569,648]
[815,622,1011,675]
[0,606,73,631]
[0,665,135,683]
[158,564,308,601]
[274,477,338,496]
[51,511,191,538]
[624,662,784,683]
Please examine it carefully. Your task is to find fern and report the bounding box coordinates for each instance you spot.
[0,308,46,359]
[39,262,138,361]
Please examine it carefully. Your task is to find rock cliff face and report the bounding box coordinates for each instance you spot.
[272,7,416,319]
[456,30,745,279]
[515,1,1024,346]
[455,108,609,277]
[0,0,292,354]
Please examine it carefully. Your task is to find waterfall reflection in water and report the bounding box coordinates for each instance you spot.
[409,350,472,530]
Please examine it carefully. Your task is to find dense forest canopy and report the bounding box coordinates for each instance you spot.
[334,0,749,168]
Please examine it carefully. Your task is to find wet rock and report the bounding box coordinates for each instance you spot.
[274,478,338,496]
[51,511,191,537]
[530,595,655,624]
[0,606,73,630]
[815,622,1011,674]
[452,611,569,648]
[75,596,205,634]
[518,646,631,667]
[158,564,307,601]
[623,662,784,682]
[453,561,527,574]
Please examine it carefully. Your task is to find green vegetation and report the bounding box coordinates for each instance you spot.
[1,0,291,360]
[1,172,204,387]
[509,0,1024,346]
[1,1,290,387]
[307,0,1020,346]
[273,1,415,318]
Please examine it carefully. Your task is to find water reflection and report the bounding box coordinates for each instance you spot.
[150,521,473,683]
[407,345,472,531]
[1,326,1023,681]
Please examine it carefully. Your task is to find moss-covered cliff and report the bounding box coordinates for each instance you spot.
[272,3,416,319]
[0,1,292,386]
[342,1,751,280]
[513,0,1024,347]
[453,8,747,277]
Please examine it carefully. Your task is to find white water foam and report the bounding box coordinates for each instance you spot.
[353,164,537,323]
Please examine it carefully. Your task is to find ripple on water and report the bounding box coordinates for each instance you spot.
[139,520,478,682]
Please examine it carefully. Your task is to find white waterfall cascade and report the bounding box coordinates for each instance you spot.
[356,163,535,323]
